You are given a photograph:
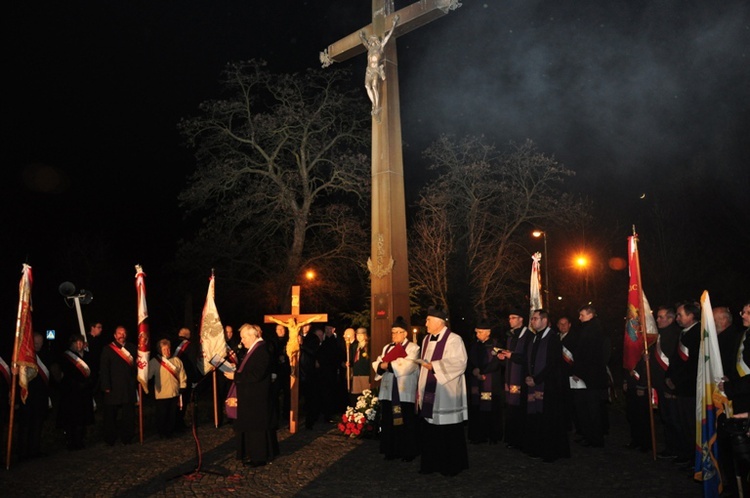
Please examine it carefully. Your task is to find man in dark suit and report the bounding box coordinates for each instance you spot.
[99,326,138,445]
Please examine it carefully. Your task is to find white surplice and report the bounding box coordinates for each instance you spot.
[372,340,421,403]
[417,327,468,425]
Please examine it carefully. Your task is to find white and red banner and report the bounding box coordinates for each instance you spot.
[530,252,543,322]
[623,235,657,371]
[199,273,227,375]
[15,264,37,404]
[135,265,150,393]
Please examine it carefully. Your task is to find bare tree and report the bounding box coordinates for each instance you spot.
[409,192,453,312]
[414,135,586,318]
[178,60,371,314]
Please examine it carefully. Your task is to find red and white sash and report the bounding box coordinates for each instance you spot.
[677,336,689,361]
[109,342,135,367]
[655,335,670,371]
[562,345,574,366]
[174,339,189,358]
[63,350,91,378]
[158,355,180,381]
[36,355,50,385]
[0,356,10,385]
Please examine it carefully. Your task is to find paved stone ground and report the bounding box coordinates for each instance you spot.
[1,403,703,497]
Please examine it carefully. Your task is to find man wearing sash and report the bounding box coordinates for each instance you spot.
[19,332,51,460]
[148,338,187,438]
[664,300,701,467]
[223,324,273,467]
[417,307,468,476]
[373,316,420,462]
[174,327,200,432]
[57,334,95,450]
[100,326,138,445]
[652,305,681,459]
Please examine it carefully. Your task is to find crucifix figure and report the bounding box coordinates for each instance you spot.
[264,285,327,434]
[360,15,398,117]
[320,0,461,361]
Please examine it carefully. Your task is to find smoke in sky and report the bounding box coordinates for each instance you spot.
[395,0,749,197]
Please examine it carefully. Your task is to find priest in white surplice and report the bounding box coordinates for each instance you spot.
[417,307,469,476]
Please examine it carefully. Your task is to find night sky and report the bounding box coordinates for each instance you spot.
[3,1,749,345]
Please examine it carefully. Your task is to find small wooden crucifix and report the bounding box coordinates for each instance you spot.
[264,285,327,434]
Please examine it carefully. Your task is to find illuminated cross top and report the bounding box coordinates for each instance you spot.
[320,0,460,360]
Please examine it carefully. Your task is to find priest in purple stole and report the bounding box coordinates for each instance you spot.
[224,324,272,467]
[525,309,570,462]
[467,318,504,444]
[417,307,469,476]
[500,309,532,451]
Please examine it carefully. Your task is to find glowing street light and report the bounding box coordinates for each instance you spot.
[305,269,316,281]
[532,230,550,305]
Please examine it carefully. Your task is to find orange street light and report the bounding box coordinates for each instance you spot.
[574,255,588,268]
[305,269,316,281]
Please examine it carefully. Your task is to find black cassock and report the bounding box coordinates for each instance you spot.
[467,337,504,444]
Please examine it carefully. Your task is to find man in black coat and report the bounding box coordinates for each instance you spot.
[467,318,504,445]
[224,324,272,467]
[57,334,96,450]
[571,305,609,447]
[99,326,138,446]
[664,300,701,467]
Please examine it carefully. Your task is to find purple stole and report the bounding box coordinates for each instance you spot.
[420,331,451,419]
[470,340,495,412]
[505,328,531,406]
[527,328,550,414]
[237,338,264,374]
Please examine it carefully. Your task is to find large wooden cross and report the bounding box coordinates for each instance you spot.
[264,285,327,434]
[320,0,461,359]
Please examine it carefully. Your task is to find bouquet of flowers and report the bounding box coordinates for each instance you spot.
[338,389,379,438]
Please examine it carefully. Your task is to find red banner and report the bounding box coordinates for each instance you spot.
[16,264,37,403]
[135,265,150,392]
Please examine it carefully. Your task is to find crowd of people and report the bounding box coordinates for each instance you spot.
[2,298,748,493]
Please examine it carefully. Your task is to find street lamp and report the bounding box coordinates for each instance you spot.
[532,230,550,306]
[574,254,590,295]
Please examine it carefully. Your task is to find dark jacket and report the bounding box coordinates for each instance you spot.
[100,342,138,405]
[234,340,271,433]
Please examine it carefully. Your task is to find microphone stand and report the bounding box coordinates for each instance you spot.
[169,363,229,480]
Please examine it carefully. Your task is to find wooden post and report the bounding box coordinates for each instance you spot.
[321,0,461,359]
[264,286,327,434]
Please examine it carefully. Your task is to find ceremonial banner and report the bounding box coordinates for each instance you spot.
[135,265,150,393]
[530,252,543,321]
[623,235,657,371]
[15,264,37,403]
[694,290,727,496]
[199,273,227,375]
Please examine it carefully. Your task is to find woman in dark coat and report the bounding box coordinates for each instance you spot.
[57,334,95,450]
[224,324,273,467]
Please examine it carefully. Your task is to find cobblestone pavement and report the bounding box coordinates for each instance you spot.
[2,405,703,498]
